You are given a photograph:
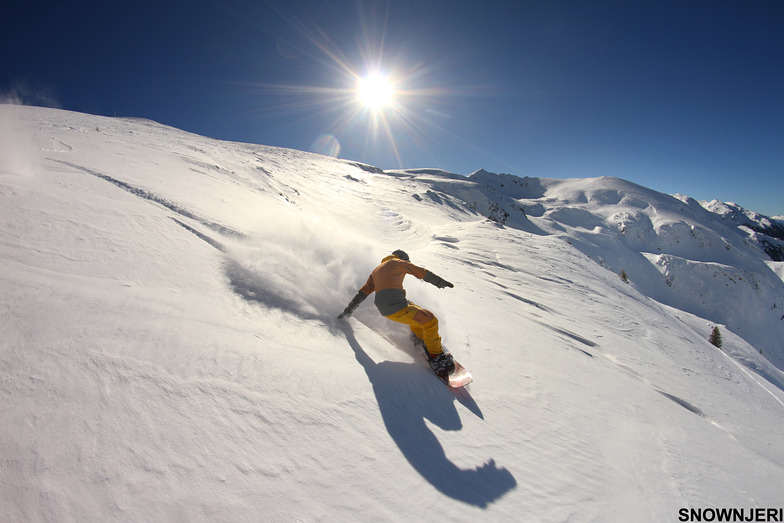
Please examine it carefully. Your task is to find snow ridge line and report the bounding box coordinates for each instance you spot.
[711,344,784,409]
[49,159,245,240]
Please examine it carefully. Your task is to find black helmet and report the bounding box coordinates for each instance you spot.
[392,249,409,261]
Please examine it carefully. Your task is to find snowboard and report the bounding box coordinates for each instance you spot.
[413,337,473,388]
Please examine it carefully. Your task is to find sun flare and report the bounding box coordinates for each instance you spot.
[357,73,394,110]
[240,1,467,168]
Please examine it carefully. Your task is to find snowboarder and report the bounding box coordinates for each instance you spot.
[338,250,456,375]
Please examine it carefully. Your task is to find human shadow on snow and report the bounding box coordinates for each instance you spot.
[341,324,517,508]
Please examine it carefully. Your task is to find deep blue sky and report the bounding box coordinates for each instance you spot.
[3,0,783,216]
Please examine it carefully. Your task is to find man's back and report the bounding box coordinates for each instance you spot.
[361,256,427,315]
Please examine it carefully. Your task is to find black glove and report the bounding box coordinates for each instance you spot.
[338,291,368,319]
[424,271,454,289]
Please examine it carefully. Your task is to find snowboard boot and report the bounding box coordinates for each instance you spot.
[428,351,455,376]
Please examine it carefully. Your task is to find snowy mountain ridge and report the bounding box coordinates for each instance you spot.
[2,105,783,521]
[388,166,784,371]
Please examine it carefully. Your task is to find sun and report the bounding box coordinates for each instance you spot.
[357,73,394,110]
[239,2,468,168]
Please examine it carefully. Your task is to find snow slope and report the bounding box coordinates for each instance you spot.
[2,105,783,521]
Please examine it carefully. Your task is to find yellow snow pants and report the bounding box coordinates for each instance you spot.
[385,302,443,355]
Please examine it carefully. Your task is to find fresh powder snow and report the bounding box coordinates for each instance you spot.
[2,104,783,521]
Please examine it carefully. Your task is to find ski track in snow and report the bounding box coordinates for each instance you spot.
[2,105,784,521]
[50,159,245,240]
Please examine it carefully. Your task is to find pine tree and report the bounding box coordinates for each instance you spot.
[709,326,723,348]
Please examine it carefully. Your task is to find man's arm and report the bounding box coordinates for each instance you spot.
[423,270,454,289]
[339,274,374,319]
[338,290,368,318]
[402,259,453,289]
